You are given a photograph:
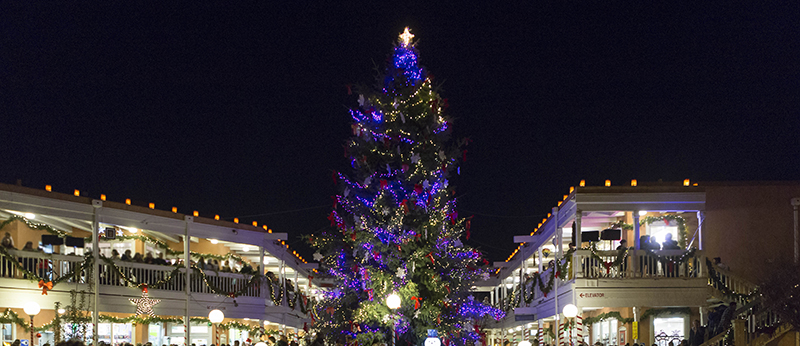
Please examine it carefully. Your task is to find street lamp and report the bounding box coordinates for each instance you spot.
[209,309,224,346]
[23,302,40,346]
[562,304,578,346]
[386,293,401,346]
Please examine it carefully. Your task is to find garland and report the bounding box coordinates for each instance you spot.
[100,256,185,289]
[582,308,692,327]
[193,267,263,298]
[0,247,94,292]
[588,242,628,275]
[266,277,285,305]
[640,215,687,248]
[0,215,69,237]
[88,234,248,264]
[706,258,759,302]
[505,249,575,309]
[609,221,633,231]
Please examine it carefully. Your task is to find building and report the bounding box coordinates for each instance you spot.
[0,183,321,346]
[479,180,800,346]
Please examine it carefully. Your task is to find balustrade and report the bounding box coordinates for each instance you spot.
[575,249,705,279]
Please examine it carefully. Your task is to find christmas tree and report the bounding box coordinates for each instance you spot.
[310,28,504,346]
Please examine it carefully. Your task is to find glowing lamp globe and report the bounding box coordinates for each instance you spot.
[425,330,441,346]
[255,342,268,346]
[386,293,401,310]
[23,301,40,316]
[562,304,578,318]
[208,309,225,323]
[519,341,532,346]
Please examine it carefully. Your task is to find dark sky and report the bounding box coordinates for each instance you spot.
[2,2,798,262]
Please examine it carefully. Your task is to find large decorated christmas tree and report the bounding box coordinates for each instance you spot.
[310,28,504,346]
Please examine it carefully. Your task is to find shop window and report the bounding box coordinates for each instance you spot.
[2,323,14,344]
[592,319,618,346]
[653,317,685,346]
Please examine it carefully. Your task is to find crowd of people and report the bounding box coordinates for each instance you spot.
[5,334,310,346]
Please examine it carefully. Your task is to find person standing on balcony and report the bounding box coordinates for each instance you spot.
[121,249,132,261]
[616,239,628,276]
[1,232,14,277]
[662,233,680,250]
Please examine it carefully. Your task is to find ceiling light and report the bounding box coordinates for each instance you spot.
[209,239,218,245]
[24,213,35,219]
[262,258,269,264]
[639,210,648,216]
[242,245,250,252]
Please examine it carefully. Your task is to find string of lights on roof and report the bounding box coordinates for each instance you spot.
[41,184,308,264]
[499,179,699,265]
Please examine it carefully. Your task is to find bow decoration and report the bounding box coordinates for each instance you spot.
[39,280,53,295]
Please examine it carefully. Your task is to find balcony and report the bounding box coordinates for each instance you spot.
[0,249,312,319]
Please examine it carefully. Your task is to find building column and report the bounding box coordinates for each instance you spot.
[184,216,193,345]
[697,211,705,251]
[633,211,641,277]
[91,200,102,346]
[575,210,582,246]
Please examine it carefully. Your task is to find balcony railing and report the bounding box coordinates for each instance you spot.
[575,249,705,279]
[0,249,262,298]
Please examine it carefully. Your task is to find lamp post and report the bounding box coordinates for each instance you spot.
[209,309,225,346]
[386,293,401,346]
[562,304,578,346]
[24,302,40,346]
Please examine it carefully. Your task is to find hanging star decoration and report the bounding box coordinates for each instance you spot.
[130,285,160,317]
[396,267,406,279]
[313,252,323,261]
[399,27,415,47]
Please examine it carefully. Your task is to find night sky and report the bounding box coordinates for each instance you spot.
[2,3,798,262]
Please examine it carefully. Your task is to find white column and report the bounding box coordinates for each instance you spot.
[552,208,560,346]
[697,211,705,251]
[184,216,192,345]
[575,211,582,246]
[91,200,102,346]
[633,211,641,277]
[791,198,799,264]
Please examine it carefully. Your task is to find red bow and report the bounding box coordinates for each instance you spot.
[308,275,313,288]
[380,180,388,190]
[367,289,374,301]
[466,219,472,240]
[604,262,613,274]
[414,184,423,194]
[332,171,338,185]
[401,199,409,214]
[426,253,435,264]
[411,296,422,309]
[326,306,335,316]
[39,280,53,295]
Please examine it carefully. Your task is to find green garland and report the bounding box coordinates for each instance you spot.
[609,221,633,231]
[87,234,248,264]
[706,258,759,302]
[638,307,691,321]
[583,311,634,326]
[588,242,628,275]
[193,267,263,298]
[503,249,575,309]
[99,256,185,289]
[0,214,69,237]
[640,215,687,248]
[0,246,94,291]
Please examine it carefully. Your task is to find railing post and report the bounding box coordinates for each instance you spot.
[733,319,746,346]
[633,211,641,277]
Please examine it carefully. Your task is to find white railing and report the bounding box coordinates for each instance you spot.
[0,249,86,283]
[1,251,261,298]
[575,249,705,279]
[706,260,757,305]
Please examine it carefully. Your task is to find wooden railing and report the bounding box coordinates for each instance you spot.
[0,249,86,283]
[706,260,758,306]
[575,249,705,279]
[0,250,261,298]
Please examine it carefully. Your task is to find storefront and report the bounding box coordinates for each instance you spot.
[652,317,686,346]
[166,323,212,346]
[592,318,618,346]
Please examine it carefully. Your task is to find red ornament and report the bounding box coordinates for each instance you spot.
[426,252,435,264]
[331,196,338,209]
[141,284,149,293]
[401,199,409,214]
[414,184,423,194]
[332,171,338,185]
[402,163,409,172]
[380,180,388,190]
[326,306,335,316]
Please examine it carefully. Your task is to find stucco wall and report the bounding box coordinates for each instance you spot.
[702,183,800,284]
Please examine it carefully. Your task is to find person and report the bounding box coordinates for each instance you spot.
[111,249,120,260]
[198,258,207,270]
[689,319,705,346]
[268,337,276,346]
[121,249,132,261]
[716,302,737,335]
[662,233,680,250]
[712,257,730,271]
[133,252,144,263]
[240,262,254,274]
[1,232,14,249]
[680,339,688,346]
[144,252,155,264]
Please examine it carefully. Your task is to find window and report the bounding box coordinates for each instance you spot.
[592,319,618,346]
[653,317,685,346]
[2,323,14,344]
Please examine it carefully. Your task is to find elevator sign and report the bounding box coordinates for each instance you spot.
[579,292,605,298]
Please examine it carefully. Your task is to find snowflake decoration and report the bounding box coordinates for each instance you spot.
[313,252,323,261]
[396,267,406,279]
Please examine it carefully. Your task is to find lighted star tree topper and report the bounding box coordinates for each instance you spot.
[310,27,504,346]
